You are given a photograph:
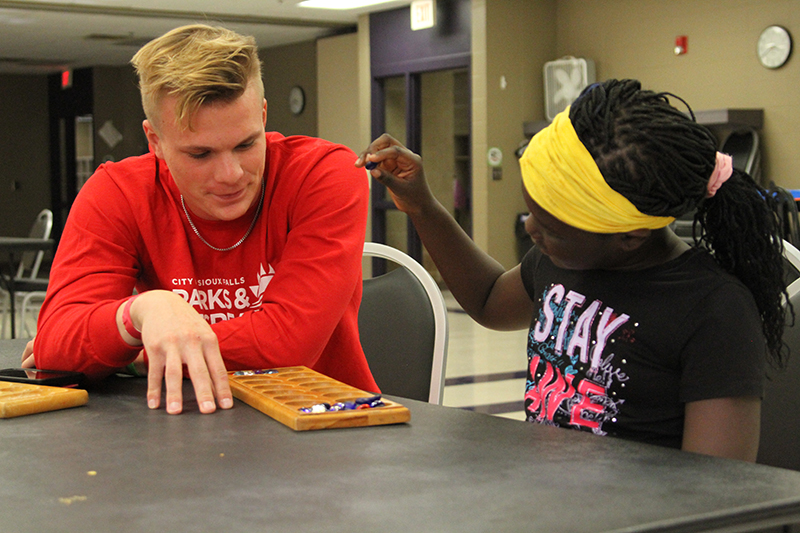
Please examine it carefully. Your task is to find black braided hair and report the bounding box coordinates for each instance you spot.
[569,79,789,368]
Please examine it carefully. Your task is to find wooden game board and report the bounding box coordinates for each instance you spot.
[0,382,88,418]
[228,366,410,431]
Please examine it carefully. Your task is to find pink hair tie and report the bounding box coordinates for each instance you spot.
[706,152,733,198]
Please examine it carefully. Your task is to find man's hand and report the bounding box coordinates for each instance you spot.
[120,290,233,415]
[21,339,35,368]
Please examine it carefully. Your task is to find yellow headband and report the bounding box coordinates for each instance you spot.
[519,107,675,234]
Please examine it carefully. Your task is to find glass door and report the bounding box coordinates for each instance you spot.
[371,68,471,276]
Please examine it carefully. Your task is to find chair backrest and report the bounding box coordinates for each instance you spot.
[359,242,448,404]
[784,240,800,302]
[15,209,53,280]
[670,210,696,245]
[758,285,800,471]
[721,128,761,183]
[758,240,800,470]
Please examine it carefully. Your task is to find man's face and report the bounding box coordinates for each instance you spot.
[143,82,267,221]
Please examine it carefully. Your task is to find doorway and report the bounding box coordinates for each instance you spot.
[48,68,93,243]
[371,67,471,279]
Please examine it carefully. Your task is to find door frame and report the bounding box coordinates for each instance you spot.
[370,58,470,272]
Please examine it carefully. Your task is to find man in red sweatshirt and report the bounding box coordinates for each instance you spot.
[23,24,377,414]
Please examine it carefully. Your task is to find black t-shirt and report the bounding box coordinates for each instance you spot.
[520,246,766,449]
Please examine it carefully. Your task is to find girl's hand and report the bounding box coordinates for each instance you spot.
[356,133,435,217]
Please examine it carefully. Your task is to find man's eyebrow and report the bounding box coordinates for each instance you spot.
[182,133,261,152]
[236,133,261,145]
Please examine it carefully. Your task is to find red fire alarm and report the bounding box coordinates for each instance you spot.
[674,35,688,55]
[61,69,73,89]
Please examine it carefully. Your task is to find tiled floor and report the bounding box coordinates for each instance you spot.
[3,290,532,423]
[440,290,529,421]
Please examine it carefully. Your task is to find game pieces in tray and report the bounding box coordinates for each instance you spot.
[228,366,410,431]
[0,382,88,418]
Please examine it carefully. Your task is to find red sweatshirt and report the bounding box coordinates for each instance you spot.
[35,132,378,392]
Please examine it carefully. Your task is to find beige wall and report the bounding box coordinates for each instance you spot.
[555,0,800,191]
[317,32,362,152]
[474,0,557,268]
[92,66,148,166]
[261,40,318,137]
[317,29,374,275]
[469,0,800,269]
[358,15,374,265]
[0,75,50,237]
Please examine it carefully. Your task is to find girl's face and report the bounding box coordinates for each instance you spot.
[522,187,622,270]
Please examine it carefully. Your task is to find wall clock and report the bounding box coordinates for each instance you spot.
[289,85,305,115]
[757,25,792,69]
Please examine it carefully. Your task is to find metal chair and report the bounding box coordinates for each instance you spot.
[359,242,448,404]
[672,130,764,243]
[19,288,48,338]
[1,209,52,338]
[720,127,761,185]
[783,240,800,302]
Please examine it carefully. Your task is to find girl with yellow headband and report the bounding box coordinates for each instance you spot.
[357,79,789,462]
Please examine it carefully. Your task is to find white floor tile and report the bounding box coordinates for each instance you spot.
[496,411,527,421]
[442,290,529,419]
[443,378,526,407]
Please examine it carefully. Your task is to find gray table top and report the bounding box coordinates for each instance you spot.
[2,338,800,533]
[0,237,52,283]
[0,236,53,253]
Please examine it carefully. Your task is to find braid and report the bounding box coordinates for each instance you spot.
[697,173,789,368]
[570,79,789,368]
[570,80,712,217]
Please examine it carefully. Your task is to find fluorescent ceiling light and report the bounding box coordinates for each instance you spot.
[298,0,398,9]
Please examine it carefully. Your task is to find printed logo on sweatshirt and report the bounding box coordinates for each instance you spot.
[525,283,631,435]
[171,263,273,323]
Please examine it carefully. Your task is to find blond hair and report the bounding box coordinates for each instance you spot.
[131,24,264,129]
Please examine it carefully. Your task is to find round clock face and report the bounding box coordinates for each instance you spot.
[289,86,305,115]
[757,25,792,69]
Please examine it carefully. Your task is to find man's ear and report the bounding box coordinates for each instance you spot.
[617,228,652,252]
[142,120,163,159]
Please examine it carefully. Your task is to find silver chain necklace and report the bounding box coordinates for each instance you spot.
[181,179,265,252]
